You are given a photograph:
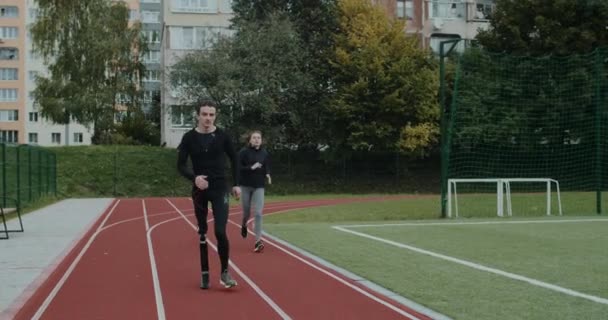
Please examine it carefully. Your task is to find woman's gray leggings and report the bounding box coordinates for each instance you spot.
[240,186,265,241]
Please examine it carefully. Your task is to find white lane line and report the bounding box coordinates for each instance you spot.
[143,199,166,320]
[100,208,195,231]
[32,200,122,320]
[165,199,292,320]
[226,219,424,320]
[333,226,608,305]
[336,218,608,228]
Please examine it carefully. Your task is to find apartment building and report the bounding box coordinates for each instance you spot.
[25,0,98,146]
[375,0,495,53]
[0,0,95,146]
[3,0,496,147]
[373,0,425,42]
[0,1,26,144]
[139,0,162,114]
[160,0,234,148]
[2,0,154,146]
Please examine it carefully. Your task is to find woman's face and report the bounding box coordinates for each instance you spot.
[249,133,262,148]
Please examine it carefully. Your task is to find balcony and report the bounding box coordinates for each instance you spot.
[427,1,495,21]
[429,1,466,20]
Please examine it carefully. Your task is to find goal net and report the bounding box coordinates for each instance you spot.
[447,178,562,218]
[442,47,608,217]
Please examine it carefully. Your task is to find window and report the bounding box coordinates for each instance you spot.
[29,50,39,59]
[430,1,465,19]
[144,70,161,82]
[73,133,83,143]
[0,130,18,143]
[28,71,38,80]
[171,0,213,13]
[143,90,155,103]
[115,110,127,122]
[182,27,194,49]
[171,105,195,128]
[142,11,160,23]
[0,7,18,18]
[0,48,18,60]
[195,27,218,48]
[116,93,131,104]
[0,89,18,102]
[170,26,231,49]
[143,30,160,44]
[28,133,38,144]
[129,10,139,21]
[0,68,18,80]
[396,0,413,20]
[29,8,38,19]
[220,0,233,13]
[143,50,160,62]
[474,1,494,20]
[0,27,18,39]
[29,112,38,122]
[0,110,18,121]
[51,133,61,144]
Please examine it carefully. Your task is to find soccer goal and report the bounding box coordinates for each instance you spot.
[447,178,563,218]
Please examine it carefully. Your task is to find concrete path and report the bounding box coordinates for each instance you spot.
[0,198,114,319]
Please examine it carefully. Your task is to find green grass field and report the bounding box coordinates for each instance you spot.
[265,197,608,320]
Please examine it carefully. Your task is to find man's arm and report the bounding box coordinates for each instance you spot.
[265,151,272,185]
[264,151,271,175]
[224,135,240,186]
[177,133,195,182]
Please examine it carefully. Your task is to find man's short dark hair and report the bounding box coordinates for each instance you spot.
[196,99,218,114]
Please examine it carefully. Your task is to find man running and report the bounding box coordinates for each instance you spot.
[177,100,241,289]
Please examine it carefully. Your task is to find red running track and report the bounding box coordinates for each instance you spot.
[9,197,434,320]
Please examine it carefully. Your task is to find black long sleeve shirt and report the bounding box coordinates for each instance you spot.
[177,128,239,188]
[239,146,271,188]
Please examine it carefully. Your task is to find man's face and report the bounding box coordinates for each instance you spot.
[198,106,216,127]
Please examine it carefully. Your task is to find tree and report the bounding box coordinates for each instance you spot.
[465,0,608,151]
[231,0,339,145]
[328,0,439,155]
[476,0,608,55]
[31,0,146,143]
[170,13,314,145]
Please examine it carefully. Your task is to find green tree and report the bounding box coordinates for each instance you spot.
[329,0,439,155]
[476,0,608,55]
[170,13,314,145]
[31,0,146,143]
[461,0,608,151]
[231,0,339,145]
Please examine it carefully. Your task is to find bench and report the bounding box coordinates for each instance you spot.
[1,198,24,240]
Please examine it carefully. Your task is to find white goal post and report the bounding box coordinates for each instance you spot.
[447,178,563,218]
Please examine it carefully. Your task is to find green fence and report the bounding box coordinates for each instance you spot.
[0,143,57,208]
[441,46,607,216]
[55,146,440,198]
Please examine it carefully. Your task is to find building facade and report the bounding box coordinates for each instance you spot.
[0,0,150,146]
[160,0,234,148]
[375,0,495,53]
[0,1,26,144]
[139,0,162,115]
[2,0,497,147]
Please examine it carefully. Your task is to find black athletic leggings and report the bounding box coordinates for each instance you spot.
[192,185,230,273]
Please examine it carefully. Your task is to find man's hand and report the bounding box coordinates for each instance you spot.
[232,186,241,200]
[266,174,272,185]
[195,175,208,190]
[251,162,262,170]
